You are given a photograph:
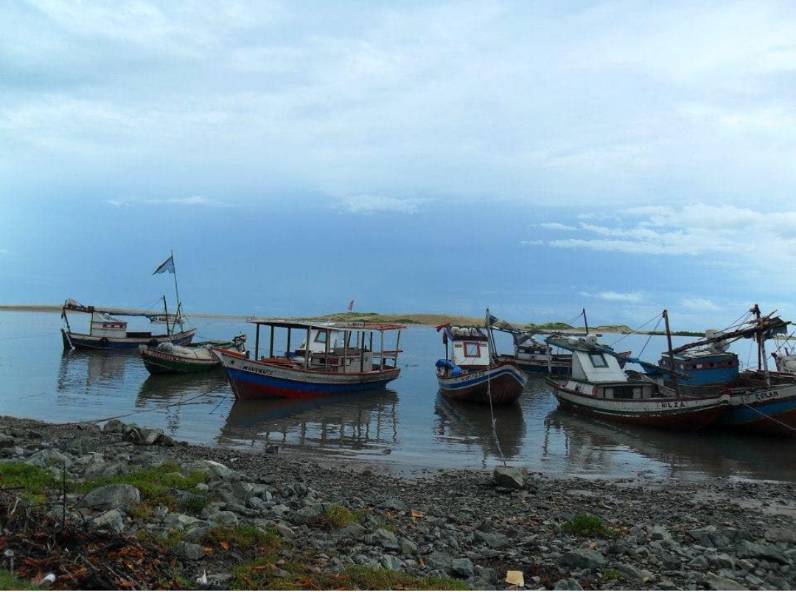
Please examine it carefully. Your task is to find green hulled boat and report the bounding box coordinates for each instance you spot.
[139,335,246,375]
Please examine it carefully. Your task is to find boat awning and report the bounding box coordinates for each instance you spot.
[246,318,405,331]
[62,302,156,318]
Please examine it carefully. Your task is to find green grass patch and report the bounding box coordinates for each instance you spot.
[232,562,468,590]
[177,493,207,515]
[0,569,36,590]
[562,513,619,538]
[136,527,184,549]
[603,568,623,581]
[323,504,356,529]
[203,525,280,551]
[78,462,206,509]
[0,462,60,502]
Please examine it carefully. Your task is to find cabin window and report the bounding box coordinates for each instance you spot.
[314,331,328,344]
[589,353,608,368]
[463,342,481,358]
[611,385,635,399]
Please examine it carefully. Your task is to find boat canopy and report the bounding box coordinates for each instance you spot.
[247,318,405,331]
[62,300,158,318]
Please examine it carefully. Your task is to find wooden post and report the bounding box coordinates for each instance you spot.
[269,325,274,358]
[286,328,291,357]
[663,309,680,398]
[394,330,401,367]
[379,330,384,370]
[255,323,260,359]
[343,330,349,373]
[359,331,365,372]
[325,329,330,370]
[306,326,311,368]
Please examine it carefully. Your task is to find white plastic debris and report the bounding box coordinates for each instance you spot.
[39,573,56,586]
[196,570,208,585]
[506,570,525,587]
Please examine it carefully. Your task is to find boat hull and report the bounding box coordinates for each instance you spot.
[214,349,401,400]
[140,348,221,375]
[546,378,729,431]
[721,384,796,436]
[437,363,527,405]
[62,328,196,351]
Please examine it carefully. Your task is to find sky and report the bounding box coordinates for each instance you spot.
[1,0,796,329]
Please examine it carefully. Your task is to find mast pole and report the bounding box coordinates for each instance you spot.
[753,304,771,387]
[583,308,589,335]
[163,295,171,336]
[663,309,680,398]
[171,250,181,331]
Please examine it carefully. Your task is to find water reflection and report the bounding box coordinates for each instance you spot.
[543,409,796,481]
[433,394,526,466]
[218,389,399,454]
[57,350,134,394]
[136,373,231,434]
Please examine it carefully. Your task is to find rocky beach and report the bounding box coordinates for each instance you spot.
[0,415,794,590]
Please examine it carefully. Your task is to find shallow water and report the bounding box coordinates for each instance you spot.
[1,311,795,482]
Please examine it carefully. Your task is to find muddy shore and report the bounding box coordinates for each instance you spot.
[0,415,794,590]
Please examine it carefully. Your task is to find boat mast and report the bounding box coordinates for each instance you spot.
[663,309,680,398]
[162,295,171,336]
[486,308,497,363]
[170,250,182,333]
[753,304,771,387]
[582,308,589,335]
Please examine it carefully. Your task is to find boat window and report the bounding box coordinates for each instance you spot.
[314,331,327,344]
[589,353,608,368]
[464,342,481,357]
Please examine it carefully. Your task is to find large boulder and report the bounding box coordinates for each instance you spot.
[451,558,474,579]
[183,460,241,481]
[91,509,125,534]
[493,466,525,489]
[80,484,140,510]
[25,449,72,468]
[560,549,607,570]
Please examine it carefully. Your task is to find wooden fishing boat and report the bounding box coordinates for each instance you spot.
[61,253,195,351]
[61,302,195,351]
[544,313,731,431]
[646,306,796,436]
[140,335,246,375]
[214,319,404,400]
[435,316,527,405]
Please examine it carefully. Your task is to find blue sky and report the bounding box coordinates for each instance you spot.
[1,1,796,329]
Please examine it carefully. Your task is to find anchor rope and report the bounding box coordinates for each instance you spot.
[740,402,796,434]
[485,366,508,468]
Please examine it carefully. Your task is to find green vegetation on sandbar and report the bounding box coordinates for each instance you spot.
[0,569,36,590]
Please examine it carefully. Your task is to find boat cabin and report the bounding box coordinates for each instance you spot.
[441,326,491,368]
[249,319,403,375]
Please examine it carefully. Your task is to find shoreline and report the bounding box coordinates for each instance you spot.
[1,414,794,590]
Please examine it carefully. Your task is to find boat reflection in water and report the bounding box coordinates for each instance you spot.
[57,350,136,396]
[218,389,399,456]
[543,408,796,482]
[433,394,526,467]
[136,373,231,434]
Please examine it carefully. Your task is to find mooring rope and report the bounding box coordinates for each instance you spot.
[485,366,508,468]
[740,402,796,434]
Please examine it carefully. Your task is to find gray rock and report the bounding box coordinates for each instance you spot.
[427,551,452,571]
[400,537,418,556]
[102,419,127,433]
[339,523,366,540]
[651,525,672,541]
[25,449,72,468]
[493,466,524,489]
[125,426,174,446]
[374,528,400,550]
[292,504,324,525]
[184,460,241,481]
[381,555,403,571]
[561,549,607,570]
[164,513,202,530]
[174,541,204,561]
[209,510,239,527]
[765,527,796,544]
[615,563,643,581]
[738,541,788,564]
[451,558,474,579]
[553,578,583,590]
[183,525,212,543]
[81,484,140,510]
[475,530,509,549]
[274,523,296,538]
[382,498,406,511]
[704,573,748,590]
[91,509,125,534]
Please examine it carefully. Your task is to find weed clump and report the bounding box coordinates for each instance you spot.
[323,504,356,529]
[562,513,618,538]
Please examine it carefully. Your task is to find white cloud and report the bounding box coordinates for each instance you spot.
[582,291,644,303]
[539,222,577,231]
[681,297,721,311]
[520,239,544,246]
[339,195,423,215]
[107,196,225,207]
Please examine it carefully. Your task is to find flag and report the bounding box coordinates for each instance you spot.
[153,255,175,275]
[347,299,354,312]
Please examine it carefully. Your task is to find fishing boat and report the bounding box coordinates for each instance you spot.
[435,312,527,405]
[213,319,404,400]
[61,301,196,351]
[545,311,731,430]
[649,306,796,436]
[60,253,195,351]
[139,334,246,374]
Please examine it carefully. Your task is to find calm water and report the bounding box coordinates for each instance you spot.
[1,311,795,482]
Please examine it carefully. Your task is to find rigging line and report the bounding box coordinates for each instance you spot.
[609,311,663,347]
[719,310,753,334]
[637,316,663,359]
[485,368,507,468]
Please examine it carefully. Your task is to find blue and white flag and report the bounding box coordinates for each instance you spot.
[153,255,175,275]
